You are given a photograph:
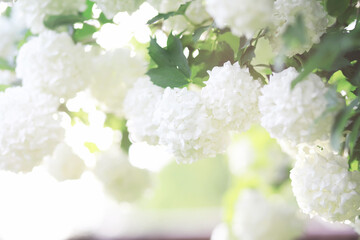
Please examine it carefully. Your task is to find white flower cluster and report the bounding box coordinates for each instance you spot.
[290,145,360,222]
[16,31,93,100]
[259,67,342,145]
[92,0,146,19]
[205,0,273,38]
[232,190,304,240]
[0,87,64,173]
[267,0,328,56]
[0,16,23,62]
[44,143,86,181]
[202,61,261,132]
[154,87,229,163]
[15,0,86,33]
[90,48,147,116]
[93,145,150,202]
[124,77,164,145]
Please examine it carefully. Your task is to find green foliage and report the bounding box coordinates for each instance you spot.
[282,14,307,51]
[0,85,10,92]
[147,34,191,88]
[325,0,350,17]
[104,113,131,153]
[84,142,100,153]
[44,14,84,30]
[0,58,14,71]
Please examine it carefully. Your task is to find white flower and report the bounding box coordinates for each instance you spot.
[154,87,229,163]
[259,67,343,145]
[162,0,210,34]
[205,0,273,38]
[201,61,262,132]
[210,223,230,240]
[0,87,64,173]
[0,70,16,85]
[15,0,86,33]
[267,0,328,56]
[90,48,147,116]
[16,31,93,100]
[0,16,23,62]
[44,143,86,181]
[93,145,150,202]
[232,189,304,240]
[92,0,146,19]
[290,145,360,222]
[148,0,188,12]
[124,77,164,145]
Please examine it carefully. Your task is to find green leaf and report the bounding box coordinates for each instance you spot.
[148,38,173,67]
[104,113,126,131]
[0,58,14,71]
[0,85,10,92]
[239,46,255,66]
[325,0,350,17]
[120,126,132,154]
[248,65,266,84]
[44,14,84,29]
[167,34,191,77]
[282,14,307,50]
[147,66,189,88]
[82,0,95,20]
[84,142,100,153]
[192,25,211,43]
[331,98,359,151]
[73,23,98,43]
[147,1,191,24]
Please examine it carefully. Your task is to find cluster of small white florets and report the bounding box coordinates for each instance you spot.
[267,0,328,56]
[232,189,304,240]
[202,61,261,132]
[93,145,150,202]
[14,0,86,33]
[154,87,229,163]
[290,145,360,222]
[16,31,93,100]
[90,48,147,116]
[205,0,273,38]
[0,87,64,173]
[259,67,342,145]
[124,62,263,163]
[44,143,86,182]
[124,77,164,145]
[92,0,146,19]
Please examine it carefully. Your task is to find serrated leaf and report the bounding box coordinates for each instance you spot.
[148,38,172,67]
[44,14,84,29]
[167,34,191,77]
[147,66,189,88]
[147,1,191,24]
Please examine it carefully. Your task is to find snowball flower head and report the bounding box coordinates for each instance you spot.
[205,0,273,38]
[232,189,304,240]
[0,87,64,173]
[124,77,164,145]
[290,145,360,222]
[15,0,86,33]
[201,61,261,132]
[259,67,343,145]
[16,31,93,100]
[44,143,86,181]
[154,87,230,163]
[92,0,146,19]
[93,145,150,202]
[90,48,147,116]
[267,0,328,56]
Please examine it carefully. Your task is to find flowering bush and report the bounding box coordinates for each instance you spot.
[0,0,360,238]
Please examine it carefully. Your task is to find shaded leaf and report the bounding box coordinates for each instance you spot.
[44,14,84,29]
[147,66,189,88]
